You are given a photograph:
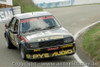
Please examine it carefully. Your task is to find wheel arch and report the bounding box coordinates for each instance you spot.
[19,41,27,50]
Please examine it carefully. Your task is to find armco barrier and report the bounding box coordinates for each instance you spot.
[34,0,100,8]
[0,6,21,23]
[36,0,74,8]
[74,0,100,5]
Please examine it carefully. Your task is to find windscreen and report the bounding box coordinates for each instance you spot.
[20,16,60,33]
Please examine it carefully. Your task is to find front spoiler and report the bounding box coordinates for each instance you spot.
[26,47,76,60]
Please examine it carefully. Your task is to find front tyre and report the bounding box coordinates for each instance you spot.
[20,45,26,60]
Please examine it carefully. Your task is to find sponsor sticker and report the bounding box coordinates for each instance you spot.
[26,49,73,59]
[38,36,64,42]
[61,44,73,48]
[34,49,41,52]
[48,47,59,51]
[20,16,53,23]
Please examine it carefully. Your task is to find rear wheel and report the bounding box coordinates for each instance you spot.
[20,45,26,60]
[6,36,16,49]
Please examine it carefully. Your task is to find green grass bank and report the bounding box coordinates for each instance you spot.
[13,0,42,13]
[83,23,100,61]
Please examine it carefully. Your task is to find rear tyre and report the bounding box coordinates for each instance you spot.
[6,36,16,49]
[20,45,26,60]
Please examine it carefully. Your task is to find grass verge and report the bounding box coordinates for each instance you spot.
[13,0,42,13]
[83,23,100,61]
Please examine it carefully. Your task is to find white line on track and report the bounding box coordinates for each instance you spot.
[73,21,100,67]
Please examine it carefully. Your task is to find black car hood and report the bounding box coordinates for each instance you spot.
[21,27,73,43]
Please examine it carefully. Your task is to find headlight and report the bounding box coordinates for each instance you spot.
[27,43,39,49]
[64,37,74,44]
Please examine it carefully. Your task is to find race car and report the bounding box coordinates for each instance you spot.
[4,11,76,60]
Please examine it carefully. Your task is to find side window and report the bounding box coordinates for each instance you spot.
[9,18,17,31]
[14,20,19,32]
[9,17,14,27]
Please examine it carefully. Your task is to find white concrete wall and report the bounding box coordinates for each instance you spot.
[33,0,68,4]
[0,0,12,5]
[74,0,100,5]
[33,0,100,8]
[13,6,21,15]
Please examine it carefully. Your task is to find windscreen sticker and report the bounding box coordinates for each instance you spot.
[20,16,53,23]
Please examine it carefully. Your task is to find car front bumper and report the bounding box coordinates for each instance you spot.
[25,43,76,60]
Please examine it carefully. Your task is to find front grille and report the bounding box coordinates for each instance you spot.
[39,39,64,48]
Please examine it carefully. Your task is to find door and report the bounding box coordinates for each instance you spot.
[13,19,19,47]
[9,17,17,46]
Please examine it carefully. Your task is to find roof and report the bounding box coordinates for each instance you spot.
[14,11,52,19]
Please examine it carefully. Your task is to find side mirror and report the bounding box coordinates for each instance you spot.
[5,23,9,28]
[13,31,18,34]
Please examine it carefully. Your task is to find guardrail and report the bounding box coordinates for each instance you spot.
[74,0,100,5]
[34,0,100,8]
[36,0,74,8]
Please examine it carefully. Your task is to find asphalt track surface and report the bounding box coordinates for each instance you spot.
[0,5,100,67]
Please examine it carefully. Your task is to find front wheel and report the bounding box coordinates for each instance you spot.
[20,45,26,60]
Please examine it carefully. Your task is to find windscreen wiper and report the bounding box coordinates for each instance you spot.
[28,28,42,32]
[43,26,57,30]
